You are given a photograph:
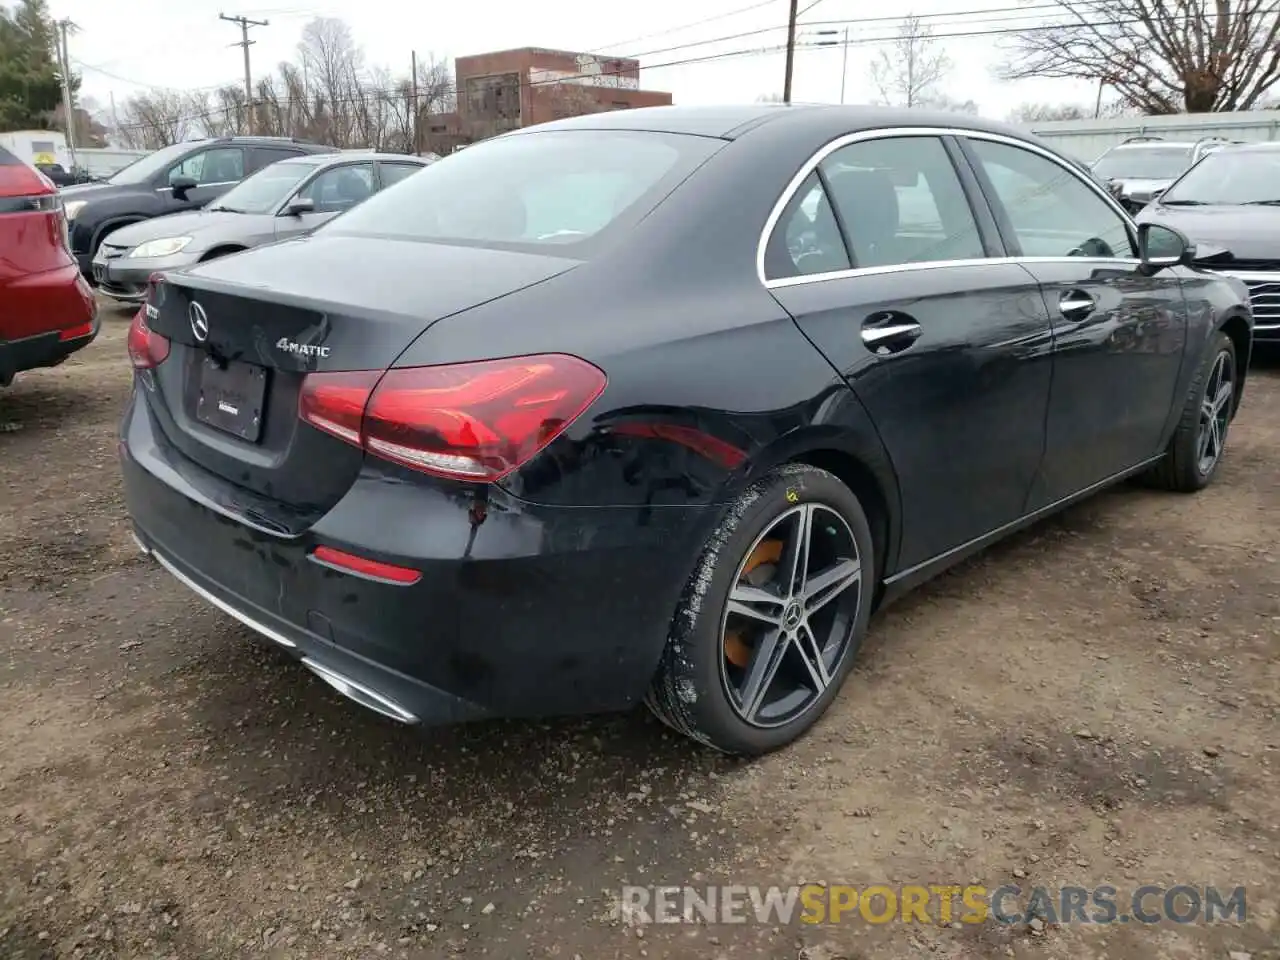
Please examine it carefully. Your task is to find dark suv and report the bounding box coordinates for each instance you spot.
[60,136,336,278]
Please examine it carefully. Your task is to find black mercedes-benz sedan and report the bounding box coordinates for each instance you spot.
[120,104,1253,756]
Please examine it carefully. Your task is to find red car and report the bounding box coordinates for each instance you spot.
[0,144,98,387]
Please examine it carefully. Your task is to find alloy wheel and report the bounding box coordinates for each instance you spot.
[718,503,862,729]
[1196,350,1234,476]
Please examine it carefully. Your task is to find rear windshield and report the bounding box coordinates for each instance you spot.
[323,130,721,253]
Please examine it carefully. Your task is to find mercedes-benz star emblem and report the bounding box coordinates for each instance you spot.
[189,301,209,343]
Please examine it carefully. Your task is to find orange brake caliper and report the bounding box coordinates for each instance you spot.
[724,539,784,668]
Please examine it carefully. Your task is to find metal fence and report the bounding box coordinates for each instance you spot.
[1023,111,1280,162]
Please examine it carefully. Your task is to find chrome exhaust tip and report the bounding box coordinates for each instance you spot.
[302,658,418,725]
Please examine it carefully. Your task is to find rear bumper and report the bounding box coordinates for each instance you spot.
[0,310,99,385]
[119,388,710,726]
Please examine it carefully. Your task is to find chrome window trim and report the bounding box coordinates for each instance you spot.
[757,126,1140,289]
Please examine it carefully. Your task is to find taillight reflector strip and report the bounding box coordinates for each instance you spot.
[297,354,607,482]
[58,321,94,342]
[311,545,421,585]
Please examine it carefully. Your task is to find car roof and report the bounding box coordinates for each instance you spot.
[1221,141,1280,153]
[286,152,428,169]
[515,102,1051,143]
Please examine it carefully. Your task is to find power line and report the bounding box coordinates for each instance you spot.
[108,7,1271,134]
[590,0,784,53]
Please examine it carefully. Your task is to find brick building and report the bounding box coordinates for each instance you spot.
[423,47,673,153]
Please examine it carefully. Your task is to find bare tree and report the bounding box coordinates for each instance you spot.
[115,90,200,148]
[869,14,953,108]
[1007,100,1135,122]
[109,17,453,152]
[998,0,1280,114]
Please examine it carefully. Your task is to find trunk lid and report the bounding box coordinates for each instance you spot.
[141,233,581,529]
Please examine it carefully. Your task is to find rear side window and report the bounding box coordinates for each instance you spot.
[764,172,851,279]
[252,146,305,171]
[325,130,721,253]
[0,146,21,166]
[818,136,985,268]
[378,162,422,188]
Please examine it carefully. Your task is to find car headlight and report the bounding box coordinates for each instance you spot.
[128,237,193,259]
[63,199,86,221]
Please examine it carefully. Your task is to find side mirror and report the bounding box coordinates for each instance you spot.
[1137,221,1194,274]
[170,175,197,199]
[285,196,316,216]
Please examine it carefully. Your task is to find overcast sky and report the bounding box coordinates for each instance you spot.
[48,0,1101,121]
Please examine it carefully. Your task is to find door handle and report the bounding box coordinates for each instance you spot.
[1059,289,1096,321]
[861,313,923,354]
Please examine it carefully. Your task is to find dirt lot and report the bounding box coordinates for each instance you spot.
[1,300,1277,960]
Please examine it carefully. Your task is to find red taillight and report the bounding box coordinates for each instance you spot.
[127,308,170,369]
[298,354,607,482]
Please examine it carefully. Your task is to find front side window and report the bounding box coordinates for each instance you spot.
[324,130,721,253]
[297,163,374,214]
[819,136,985,268]
[969,139,1135,259]
[168,147,245,186]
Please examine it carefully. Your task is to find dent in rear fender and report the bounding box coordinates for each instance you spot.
[500,319,864,507]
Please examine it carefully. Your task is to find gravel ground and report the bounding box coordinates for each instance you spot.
[1,299,1278,960]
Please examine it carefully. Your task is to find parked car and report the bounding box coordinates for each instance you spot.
[1137,141,1280,347]
[36,162,97,187]
[94,152,429,303]
[61,136,337,280]
[1090,136,1238,213]
[0,145,97,387]
[120,105,1252,755]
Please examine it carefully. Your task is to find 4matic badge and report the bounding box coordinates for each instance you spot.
[276,337,331,359]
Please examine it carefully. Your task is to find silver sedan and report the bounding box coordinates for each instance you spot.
[92,152,430,302]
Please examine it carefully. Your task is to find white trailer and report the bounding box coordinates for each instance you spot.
[0,129,71,167]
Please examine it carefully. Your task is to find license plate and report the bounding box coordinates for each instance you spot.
[195,356,268,443]
[92,263,106,283]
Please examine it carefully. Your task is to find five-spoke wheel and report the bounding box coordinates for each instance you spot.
[720,503,862,728]
[646,464,874,756]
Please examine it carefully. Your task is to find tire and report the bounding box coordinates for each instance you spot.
[1146,330,1237,492]
[645,463,875,756]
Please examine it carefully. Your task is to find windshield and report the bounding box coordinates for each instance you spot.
[208,160,318,213]
[107,142,202,185]
[1159,149,1280,205]
[324,130,721,252]
[1092,146,1192,181]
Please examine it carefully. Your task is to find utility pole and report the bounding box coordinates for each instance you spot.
[220,12,269,134]
[55,19,78,170]
[840,26,849,105]
[1094,77,1105,118]
[782,0,799,104]
[410,50,420,155]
